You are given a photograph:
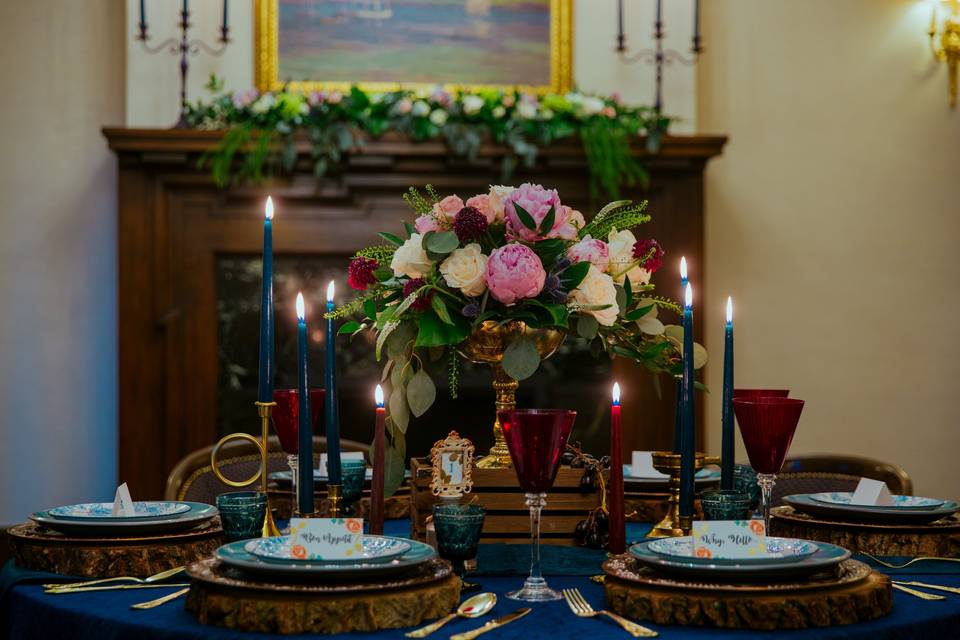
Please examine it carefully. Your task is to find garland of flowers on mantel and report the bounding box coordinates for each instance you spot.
[184,77,672,199]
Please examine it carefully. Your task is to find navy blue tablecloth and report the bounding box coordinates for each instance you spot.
[4,520,960,640]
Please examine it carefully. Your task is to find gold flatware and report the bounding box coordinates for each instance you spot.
[43,566,185,590]
[46,583,191,595]
[130,587,190,609]
[894,581,960,596]
[891,583,946,600]
[449,608,531,640]
[404,592,496,638]
[562,588,658,637]
[861,554,960,569]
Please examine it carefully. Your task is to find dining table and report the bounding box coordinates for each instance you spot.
[3,520,960,640]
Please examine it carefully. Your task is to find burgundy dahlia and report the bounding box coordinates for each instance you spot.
[402,278,434,311]
[632,238,664,273]
[452,206,489,242]
[348,256,379,290]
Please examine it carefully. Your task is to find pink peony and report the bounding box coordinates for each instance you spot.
[504,183,567,242]
[485,244,546,305]
[307,91,325,107]
[414,214,441,233]
[432,195,465,221]
[466,194,497,224]
[567,236,609,270]
[232,89,259,109]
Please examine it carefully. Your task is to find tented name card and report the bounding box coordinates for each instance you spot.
[692,520,767,559]
[289,518,363,561]
[851,478,894,506]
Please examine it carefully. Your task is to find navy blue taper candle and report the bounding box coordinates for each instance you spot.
[721,296,735,490]
[295,293,313,514]
[674,257,688,454]
[324,281,342,486]
[257,197,274,403]
[679,282,696,519]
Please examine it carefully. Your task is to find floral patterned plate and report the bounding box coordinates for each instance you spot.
[647,536,818,565]
[245,535,411,565]
[47,501,191,520]
[810,492,944,510]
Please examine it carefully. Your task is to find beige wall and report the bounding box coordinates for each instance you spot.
[126,0,698,131]
[0,1,125,522]
[698,0,960,497]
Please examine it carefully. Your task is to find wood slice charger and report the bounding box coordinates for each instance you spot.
[8,519,224,577]
[603,555,892,630]
[771,506,960,557]
[185,556,461,634]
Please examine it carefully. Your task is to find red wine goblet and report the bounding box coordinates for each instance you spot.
[272,388,325,504]
[733,388,790,400]
[499,408,576,602]
[732,397,804,531]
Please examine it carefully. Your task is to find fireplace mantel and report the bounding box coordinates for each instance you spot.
[104,127,726,498]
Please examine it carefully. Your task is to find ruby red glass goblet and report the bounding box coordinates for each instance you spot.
[732,397,804,531]
[271,388,325,506]
[733,388,790,400]
[498,408,576,602]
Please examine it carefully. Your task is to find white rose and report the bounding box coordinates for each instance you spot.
[607,228,651,286]
[581,96,605,116]
[440,243,488,297]
[487,185,515,222]
[429,109,448,125]
[569,265,619,326]
[491,105,506,118]
[251,94,275,114]
[462,95,484,115]
[411,100,430,117]
[516,102,537,119]
[390,234,433,279]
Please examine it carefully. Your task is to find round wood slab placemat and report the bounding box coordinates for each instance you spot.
[771,506,960,557]
[603,556,891,629]
[184,557,460,634]
[8,519,223,578]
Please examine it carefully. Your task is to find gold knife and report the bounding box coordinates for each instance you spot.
[449,608,531,640]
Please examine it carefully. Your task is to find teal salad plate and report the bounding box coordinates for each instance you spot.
[622,466,720,484]
[217,538,435,578]
[809,492,944,510]
[629,539,849,579]
[30,502,217,535]
[647,536,819,566]
[48,501,191,520]
[784,494,960,525]
[245,535,411,564]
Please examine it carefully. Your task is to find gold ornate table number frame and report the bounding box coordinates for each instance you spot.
[430,432,475,499]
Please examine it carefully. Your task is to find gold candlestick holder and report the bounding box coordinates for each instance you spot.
[210,400,281,537]
[648,451,719,537]
[327,484,343,518]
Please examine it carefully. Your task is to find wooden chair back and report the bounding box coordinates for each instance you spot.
[774,454,912,505]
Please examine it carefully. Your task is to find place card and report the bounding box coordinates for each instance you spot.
[111,482,135,517]
[288,517,363,561]
[692,520,768,559]
[850,477,894,506]
[319,451,365,476]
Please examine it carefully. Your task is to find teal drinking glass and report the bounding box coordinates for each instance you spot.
[700,489,754,521]
[216,491,268,542]
[433,503,485,581]
[341,459,366,516]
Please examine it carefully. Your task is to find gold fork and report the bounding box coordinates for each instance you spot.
[46,583,190,595]
[43,566,185,590]
[894,581,960,596]
[891,583,946,600]
[861,554,960,569]
[562,588,658,638]
[131,587,190,609]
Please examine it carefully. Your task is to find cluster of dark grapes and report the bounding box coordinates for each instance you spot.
[562,444,612,549]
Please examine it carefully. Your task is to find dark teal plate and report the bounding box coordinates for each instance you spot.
[784,494,960,524]
[30,502,217,535]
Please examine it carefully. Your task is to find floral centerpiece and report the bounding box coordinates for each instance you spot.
[333,184,705,489]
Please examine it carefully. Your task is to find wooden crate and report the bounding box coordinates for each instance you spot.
[410,458,603,546]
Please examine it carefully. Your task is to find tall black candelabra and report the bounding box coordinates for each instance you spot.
[615,0,702,117]
[136,1,231,128]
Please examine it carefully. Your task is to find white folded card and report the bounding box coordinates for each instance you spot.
[111,482,135,517]
[630,451,668,478]
[850,477,894,506]
[693,520,768,559]
[289,517,363,561]
[318,451,365,475]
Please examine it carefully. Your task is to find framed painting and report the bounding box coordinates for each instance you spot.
[254,0,573,94]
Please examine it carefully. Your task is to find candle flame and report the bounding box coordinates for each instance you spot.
[680,256,687,280]
[296,292,305,320]
[726,296,733,323]
[685,283,693,308]
[375,384,384,407]
[612,382,621,405]
[326,280,335,303]
[265,196,274,220]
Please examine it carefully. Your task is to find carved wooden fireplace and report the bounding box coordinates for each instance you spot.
[104,129,725,498]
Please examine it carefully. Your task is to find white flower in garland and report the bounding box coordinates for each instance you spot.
[492,105,506,118]
[581,96,605,116]
[462,95,484,115]
[251,94,275,114]
[516,102,537,119]
[411,100,430,117]
[429,109,449,126]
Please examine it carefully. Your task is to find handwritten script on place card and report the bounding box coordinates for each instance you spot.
[289,518,363,561]
[692,520,767,559]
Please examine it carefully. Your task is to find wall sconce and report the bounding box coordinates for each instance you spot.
[929,0,960,108]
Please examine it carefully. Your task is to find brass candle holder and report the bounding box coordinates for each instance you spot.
[211,400,281,537]
[327,484,343,518]
[648,451,719,537]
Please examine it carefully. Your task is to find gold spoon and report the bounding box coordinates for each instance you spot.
[861,554,960,569]
[892,583,946,600]
[404,592,497,638]
[894,581,960,596]
[43,566,185,591]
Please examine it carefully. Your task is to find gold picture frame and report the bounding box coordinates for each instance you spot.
[254,0,573,94]
[429,431,475,499]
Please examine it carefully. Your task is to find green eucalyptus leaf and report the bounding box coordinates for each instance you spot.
[406,368,437,418]
[382,435,406,498]
[381,359,394,383]
[502,336,540,381]
[390,358,411,389]
[577,314,599,339]
[513,202,537,230]
[389,384,410,433]
[425,231,459,254]
[378,232,404,246]
[694,342,708,369]
[385,320,417,361]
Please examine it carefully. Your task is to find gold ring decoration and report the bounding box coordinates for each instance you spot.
[210,432,264,488]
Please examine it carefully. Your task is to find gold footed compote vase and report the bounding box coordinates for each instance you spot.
[648,451,720,537]
[458,321,566,469]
